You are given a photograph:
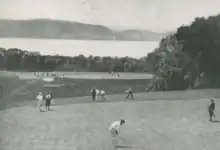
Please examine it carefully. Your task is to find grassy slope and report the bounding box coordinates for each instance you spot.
[52,89,220,106]
[1,72,220,150]
[1,71,220,110]
[0,78,151,110]
[0,71,152,110]
[0,99,220,150]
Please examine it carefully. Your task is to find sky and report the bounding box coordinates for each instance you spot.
[0,0,220,32]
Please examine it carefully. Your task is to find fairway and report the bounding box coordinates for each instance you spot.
[0,71,152,110]
[14,71,153,80]
[1,71,220,150]
[0,98,220,150]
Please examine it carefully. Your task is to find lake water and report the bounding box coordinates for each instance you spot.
[0,38,159,58]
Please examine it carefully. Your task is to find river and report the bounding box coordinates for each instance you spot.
[0,38,159,58]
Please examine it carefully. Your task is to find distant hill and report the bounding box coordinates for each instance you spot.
[0,19,163,41]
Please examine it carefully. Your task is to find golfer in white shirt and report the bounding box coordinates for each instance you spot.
[100,90,106,101]
[95,89,100,101]
[36,92,44,111]
[109,119,125,146]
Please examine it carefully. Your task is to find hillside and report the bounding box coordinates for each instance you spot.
[0,19,163,41]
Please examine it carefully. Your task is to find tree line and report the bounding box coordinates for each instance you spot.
[146,14,220,91]
[0,47,151,73]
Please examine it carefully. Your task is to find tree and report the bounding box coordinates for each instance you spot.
[146,35,192,91]
[147,14,220,91]
[175,14,220,87]
[1,47,153,73]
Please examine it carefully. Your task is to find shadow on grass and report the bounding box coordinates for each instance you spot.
[40,109,47,112]
[48,108,55,111]
[212,120,220,123]
[115,146,135,149]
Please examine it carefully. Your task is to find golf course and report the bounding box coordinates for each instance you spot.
[0,71,220,150]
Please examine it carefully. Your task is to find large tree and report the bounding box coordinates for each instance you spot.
[147,14,220,91]
[175,14,220,87]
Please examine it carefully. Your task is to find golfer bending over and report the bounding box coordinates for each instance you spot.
[100,90,107,101]
[109,119,126,146]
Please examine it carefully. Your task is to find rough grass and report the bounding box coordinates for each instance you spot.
[0,99,220,150]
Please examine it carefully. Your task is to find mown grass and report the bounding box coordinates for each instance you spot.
[0,71,151,110]
[0,99,220,150]
[1,71,220,150]
[1,71,220,111]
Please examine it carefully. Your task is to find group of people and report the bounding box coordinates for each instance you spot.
[36,91,52,111]
[109,72,120,78]
[91,88,107,102]
[35,84,217,149]
[90,87,135,103]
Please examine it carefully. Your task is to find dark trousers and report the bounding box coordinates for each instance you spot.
[209,111,215,121]
[46,98,51,109]
[92,94,96,102]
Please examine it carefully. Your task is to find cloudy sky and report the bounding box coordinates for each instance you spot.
[0,0,219,32]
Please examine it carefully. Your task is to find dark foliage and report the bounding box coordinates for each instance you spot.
[175,15,220,79]
[0,47,151,73]
[146,14,220,91]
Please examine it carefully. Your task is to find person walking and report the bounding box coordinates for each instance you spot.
[208,99,216,122]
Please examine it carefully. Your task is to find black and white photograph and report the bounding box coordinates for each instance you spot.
[0,0,220,149]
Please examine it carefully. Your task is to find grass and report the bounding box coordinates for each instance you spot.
[0,98,220,150]
[1,71,220,150]
[1,71,220,109]
[13,71,153,80]
[0,71,152,110]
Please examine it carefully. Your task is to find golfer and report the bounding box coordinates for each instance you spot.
[208,99,216,122]
[109,119,126,146]
[91,88,96,102]
[36,92,44,112]
[45,91,52,110]
[100,90,106,101]
[95,89,100,101]
[126,88,134,100]
[118,73,120,78]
